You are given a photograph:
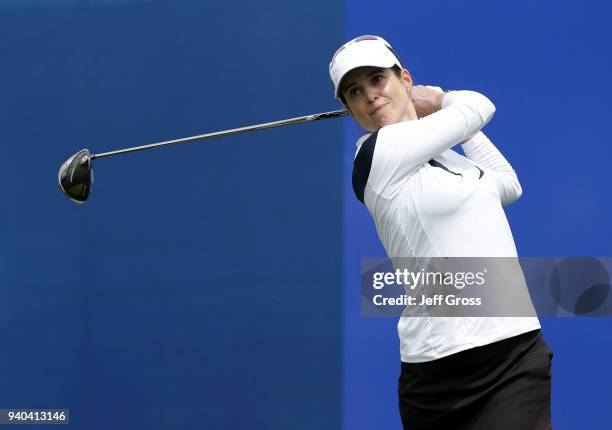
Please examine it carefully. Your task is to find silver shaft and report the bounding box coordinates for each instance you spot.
[91,109,348,160]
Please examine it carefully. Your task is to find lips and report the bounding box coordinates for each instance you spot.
[370,103,388,116]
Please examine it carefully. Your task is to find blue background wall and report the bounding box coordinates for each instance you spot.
[1,1,343,429]
[343,0,612,429]
[1,0,611,429]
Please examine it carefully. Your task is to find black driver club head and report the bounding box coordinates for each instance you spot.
[58,149,93,203]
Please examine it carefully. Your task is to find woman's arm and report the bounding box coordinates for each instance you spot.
[462,132,523,205]
[362,90,495,198]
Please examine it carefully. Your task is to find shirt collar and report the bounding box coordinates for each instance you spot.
[356,133,372,149]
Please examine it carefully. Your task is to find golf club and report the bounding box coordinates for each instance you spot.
[58,108,348,204]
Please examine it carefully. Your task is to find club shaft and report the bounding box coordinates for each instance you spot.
[90,109,348,160]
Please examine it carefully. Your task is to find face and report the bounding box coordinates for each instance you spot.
[340,66,417,132]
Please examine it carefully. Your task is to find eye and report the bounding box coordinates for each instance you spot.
[371,74,384,84]
[347,87,361,98]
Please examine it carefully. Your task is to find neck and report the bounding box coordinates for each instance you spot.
[399,100,419,122]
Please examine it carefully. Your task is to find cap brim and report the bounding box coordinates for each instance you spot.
[331,42,401,98]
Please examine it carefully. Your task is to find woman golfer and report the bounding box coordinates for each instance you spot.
[329,35,553,429]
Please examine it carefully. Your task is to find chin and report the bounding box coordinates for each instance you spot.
[376,119,394,129]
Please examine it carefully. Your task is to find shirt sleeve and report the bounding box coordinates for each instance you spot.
[363,90,495,199]
[461,131,523,205]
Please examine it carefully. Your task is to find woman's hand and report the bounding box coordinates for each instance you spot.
[409,85,446,118]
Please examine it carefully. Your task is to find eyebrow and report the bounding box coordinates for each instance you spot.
[342,68,385,95]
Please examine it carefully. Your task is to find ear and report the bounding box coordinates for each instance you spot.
[400,68,413,91]
[344,103,354,117]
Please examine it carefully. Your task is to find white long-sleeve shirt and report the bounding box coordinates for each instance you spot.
[352,90,540,363]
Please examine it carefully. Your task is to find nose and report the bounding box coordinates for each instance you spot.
[364,86,378,104]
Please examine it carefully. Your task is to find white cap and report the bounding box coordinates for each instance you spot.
[329,35,403,99]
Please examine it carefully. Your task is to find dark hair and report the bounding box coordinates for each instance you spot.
[339,65,403,106]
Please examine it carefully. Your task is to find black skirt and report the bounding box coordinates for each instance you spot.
[398,329,553,430]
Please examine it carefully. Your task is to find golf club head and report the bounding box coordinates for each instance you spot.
[58,149,93,203]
